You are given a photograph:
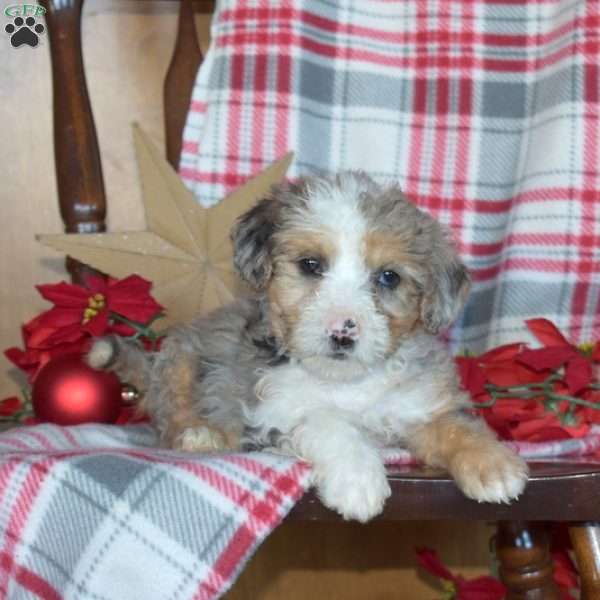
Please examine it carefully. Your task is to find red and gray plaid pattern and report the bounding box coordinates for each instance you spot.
[0,424,310,600]
[180,0,600,352]
[3,424,600,599]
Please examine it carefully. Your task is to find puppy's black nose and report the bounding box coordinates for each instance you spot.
[326,316,359,353]
[330,334,355,351]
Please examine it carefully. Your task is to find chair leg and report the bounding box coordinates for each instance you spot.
[495,521,560,599]
[569,522,600,599]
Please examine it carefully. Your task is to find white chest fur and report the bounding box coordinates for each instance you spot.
[251,334,462,445]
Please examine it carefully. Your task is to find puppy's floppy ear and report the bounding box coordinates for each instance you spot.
[231,196,279,290]
[421,229,471,334]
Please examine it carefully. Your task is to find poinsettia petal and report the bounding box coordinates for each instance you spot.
[83,310,110,337]
[581,393,600,424]
[108,274,153,301]
[525,319,570,347]
[564,355,593,395]
[4,347,42,380]
[22,313,46,336]
[21,346,43,363]
[107,275,164,324]
[510,414,564,441]
[415,548,456,582]
[489,398,545,421]
[5,346,28,366]
[41,323,88,348]
[517,346,577,372]
[107,321,136,337]
[81,274,107,293]
[36,281,88,308]
[456,576,506,600]
[26,325,65,349]
[35,307,83,329]
[482,355,550,387]
[562,421,591,438]
[110,299,164,325]
[48,338,91,360]
[478,411,515,441]
[552,550,579,591]
[485,362,528,387]
[108,292,164,321]
[510,414,589,442]
[593,342,600,362]
[0,396,23,417]
[455,357,488,397]
[479,343,525,364]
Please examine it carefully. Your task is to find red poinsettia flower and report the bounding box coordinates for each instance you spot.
[549,524,580,600]
[456,343,525,399]
[520,319,594,394]
[416,548,506,600]
[35,275,163,343]
[5,275,163,383]
[0,396,22,418]
[580,390,600,425]
[510,414,590,442]
[458,318,600,442]
[552,550,578,600]
[5,320,91,382]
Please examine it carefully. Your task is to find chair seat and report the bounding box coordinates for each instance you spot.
[288,462,600,521]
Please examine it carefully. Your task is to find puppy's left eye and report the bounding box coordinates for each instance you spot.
[376,270,401,289]
[298,257,323,276]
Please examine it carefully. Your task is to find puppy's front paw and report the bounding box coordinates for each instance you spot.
[449,443,528,503]
[315,461,391,522]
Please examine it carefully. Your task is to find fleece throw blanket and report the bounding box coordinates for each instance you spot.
[0,425,310,600]
[180,0,600,353]
[2,424,600,600]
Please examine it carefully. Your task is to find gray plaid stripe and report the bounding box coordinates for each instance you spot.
[182,0,599,352]
[134,470,239,561]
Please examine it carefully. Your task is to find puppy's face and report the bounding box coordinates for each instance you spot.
[232,173,470,379]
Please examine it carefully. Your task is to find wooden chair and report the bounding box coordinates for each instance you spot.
[39,1,600,597]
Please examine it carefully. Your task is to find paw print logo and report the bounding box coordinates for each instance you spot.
[5,16,45,48]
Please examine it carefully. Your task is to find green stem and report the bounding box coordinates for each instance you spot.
[546,392,600,410]
[470,399,497,408]
[487,391,541,400]
[110,312,162,342]
[0,406,33,423]
[471,372,600,412]
[485,374,561,395]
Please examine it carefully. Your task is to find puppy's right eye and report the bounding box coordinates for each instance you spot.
[376,269,401,289]
[298,257,323,276]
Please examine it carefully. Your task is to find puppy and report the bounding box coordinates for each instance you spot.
[88,172,528,522]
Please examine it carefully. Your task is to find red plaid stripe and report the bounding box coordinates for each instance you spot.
[0,425,312,600]
[0,457,56,599]
[2,424,600,599]
[181,0,600,351]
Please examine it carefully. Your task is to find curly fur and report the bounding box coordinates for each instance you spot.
[88,172,528,521]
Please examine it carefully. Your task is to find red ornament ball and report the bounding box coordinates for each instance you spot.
[32,354,122,425]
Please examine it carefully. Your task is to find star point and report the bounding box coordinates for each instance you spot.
[38,125,293,328]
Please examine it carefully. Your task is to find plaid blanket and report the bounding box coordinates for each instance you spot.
[180,0,600,353]
[2,424,600,600]
[0,425,310,600]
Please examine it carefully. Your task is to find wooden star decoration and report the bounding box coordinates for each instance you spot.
[39,124,293,328]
